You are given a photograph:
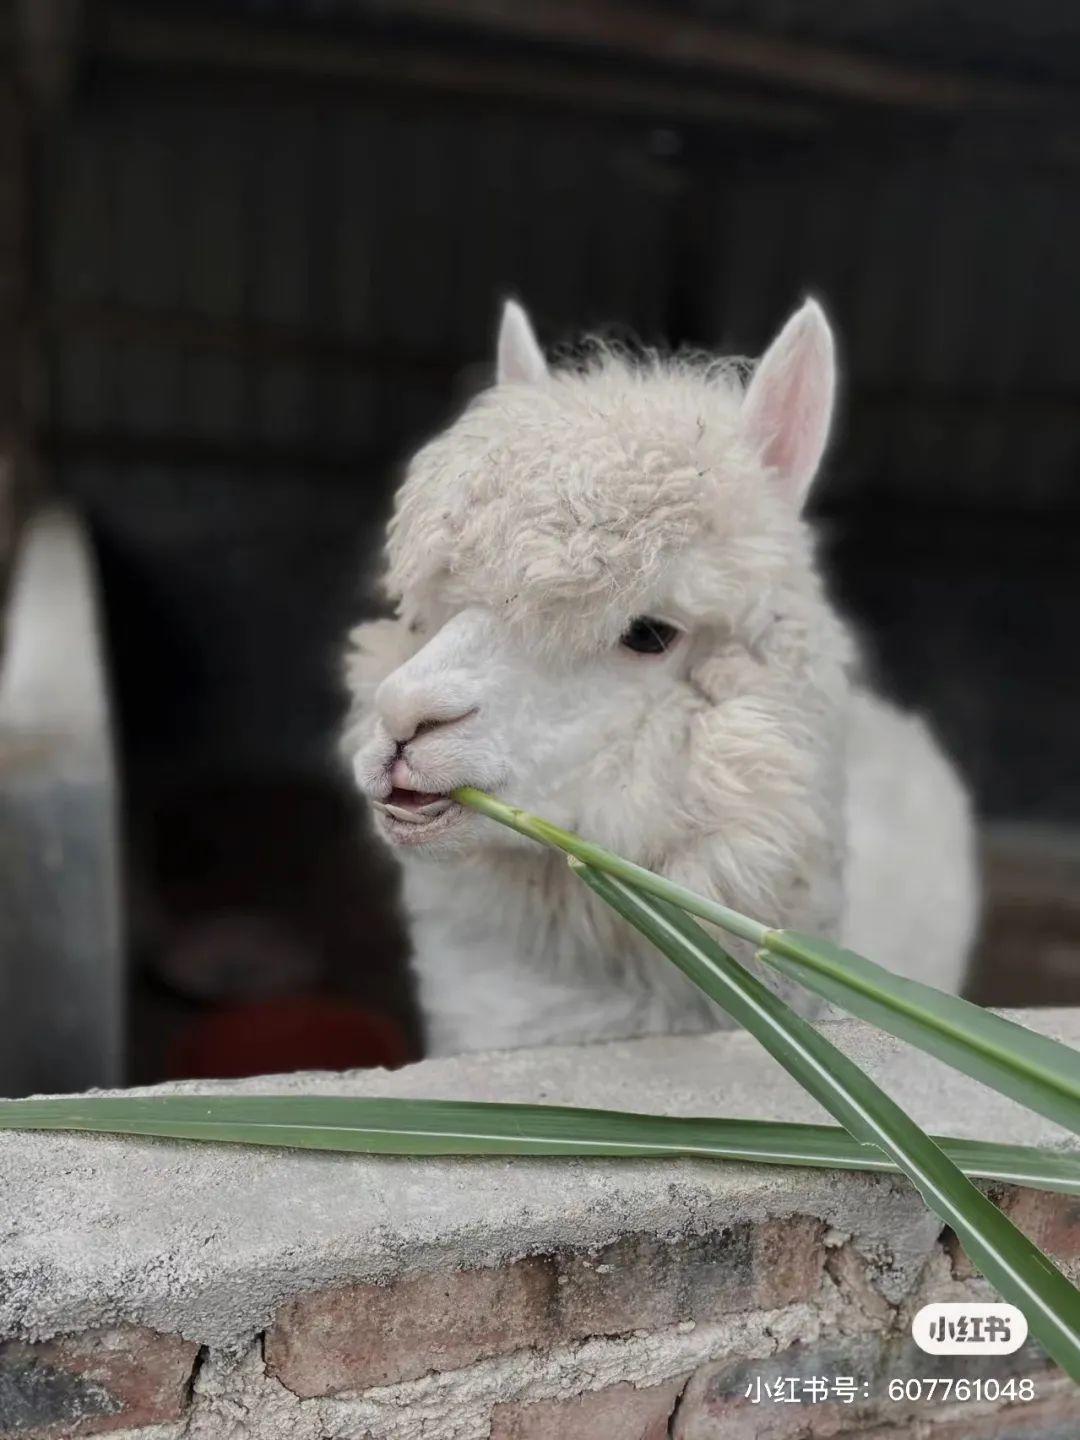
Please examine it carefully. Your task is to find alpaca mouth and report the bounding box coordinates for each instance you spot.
[372,782,463,845]
[375,788,453,823]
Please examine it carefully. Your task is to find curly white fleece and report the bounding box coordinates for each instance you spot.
[343,320,976,1055]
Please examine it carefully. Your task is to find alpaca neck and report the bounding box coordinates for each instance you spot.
[401,845,719,1055]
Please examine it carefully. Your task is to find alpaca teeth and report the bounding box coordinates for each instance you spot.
[417,799,452,816]
[373,799,452,824]
[383,803,426,823]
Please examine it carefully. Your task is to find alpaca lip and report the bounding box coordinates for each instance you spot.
[373,792,463,846]
[373,788,454,827]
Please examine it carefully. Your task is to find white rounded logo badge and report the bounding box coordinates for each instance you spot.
[913,1302,1028,1355]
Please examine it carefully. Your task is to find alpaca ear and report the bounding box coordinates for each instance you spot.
[496,299,548,385]
[741,298,835,508]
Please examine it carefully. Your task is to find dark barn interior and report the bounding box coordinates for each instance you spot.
[2,1,1079,1085]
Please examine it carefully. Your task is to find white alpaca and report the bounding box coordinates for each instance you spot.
[345,300,977,1056]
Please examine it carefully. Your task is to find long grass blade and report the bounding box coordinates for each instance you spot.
[759,930,1080,1136]
[1,1095,1077,1194]
[453,788,1080,1137]
[570,860,1080,1379]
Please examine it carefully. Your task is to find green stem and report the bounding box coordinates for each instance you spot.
[453,786,767,945]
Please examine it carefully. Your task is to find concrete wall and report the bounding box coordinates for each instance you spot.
[0,1012,1078,1438]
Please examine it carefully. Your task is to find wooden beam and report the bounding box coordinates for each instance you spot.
[97,8,824,134]
[348,0,1069,114]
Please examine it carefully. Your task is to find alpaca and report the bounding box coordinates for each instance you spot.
[344,300,977,1056]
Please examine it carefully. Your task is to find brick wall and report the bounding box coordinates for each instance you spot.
[1,1015,1078,1438]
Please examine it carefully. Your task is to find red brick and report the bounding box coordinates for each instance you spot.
[267,1219,828,1399]
[825,1243,894,1325]
[753,1217,827,1309]
[673,1338,883,1439]
[553,1235,688,1336]
[265,1258,557,1397]
[553,1223,792,1336]
[950,1189,1080,1283]
[555,1218,823,1336]
[0,1326,199,1440]
[490,1378,687,1440]
[998,1189,1080,1265]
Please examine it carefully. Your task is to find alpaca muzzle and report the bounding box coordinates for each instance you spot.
[369,755,461,842]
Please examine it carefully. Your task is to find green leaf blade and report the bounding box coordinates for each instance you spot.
[452,789,1080,1142]
[762,930,1080,1138]
[1,1095,1077,1193]
[570,861,1080,1380]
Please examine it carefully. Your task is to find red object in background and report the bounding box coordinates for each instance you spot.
[167,995,411,1080]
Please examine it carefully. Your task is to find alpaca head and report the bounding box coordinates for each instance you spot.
[345,300,851,899]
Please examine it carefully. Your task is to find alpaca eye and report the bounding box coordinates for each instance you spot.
[619,617,681,655]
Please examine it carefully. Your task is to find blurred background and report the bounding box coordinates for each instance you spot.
[1,0,1078,1095]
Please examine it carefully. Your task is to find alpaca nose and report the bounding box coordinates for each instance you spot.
[374,639,482,745]
[397,709,476,747]
[376,682,478,746]
[387,710,476,789]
